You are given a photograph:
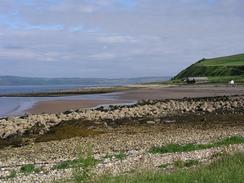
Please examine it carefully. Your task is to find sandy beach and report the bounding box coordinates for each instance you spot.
[119,86,244,100]
[26,85,244,115]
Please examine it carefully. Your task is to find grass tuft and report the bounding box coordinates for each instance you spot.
[53,159,79,170]
[7,170,17,179]
[72,145,98,183]
[173,159,199,168]
[104,152,127,161]
[20,164,40,174]
[149,136,244,154]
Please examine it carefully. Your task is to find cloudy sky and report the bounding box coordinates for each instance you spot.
[0,0,244,78]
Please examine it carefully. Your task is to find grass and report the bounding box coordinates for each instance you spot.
[198,54,244,66]
[20,164,40,174]
[54,146,99,183]
[71,146,98,183]
[158,164,170,169]
[114,153,127,161]
[103,152,127,161]
[7,170,17,179]
[173,159,200,168]
[208,75,244,83]
[95,152,244,183]
[149,136,244,154]
[53,159,80,170]
[159,159,200,169]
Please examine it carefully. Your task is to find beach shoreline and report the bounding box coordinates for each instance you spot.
[2,83,244,118]
[23,84,244,115]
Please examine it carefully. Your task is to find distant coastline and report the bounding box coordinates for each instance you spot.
[0,86,136,97]
[0,76,170,86]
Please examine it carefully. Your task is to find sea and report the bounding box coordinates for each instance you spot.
[0,84,123,118]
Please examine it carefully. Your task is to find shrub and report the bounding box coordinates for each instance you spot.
[72,145,98,183]
[20,164,40,174]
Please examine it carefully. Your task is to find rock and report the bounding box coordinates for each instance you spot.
[155,118,161,123]
[146,121,156,124]
[207,108,214,113]
[164,120,176,123]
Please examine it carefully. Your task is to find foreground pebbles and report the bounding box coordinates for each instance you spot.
[1,122,244,182]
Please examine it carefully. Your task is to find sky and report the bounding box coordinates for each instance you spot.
[0,0,244,78]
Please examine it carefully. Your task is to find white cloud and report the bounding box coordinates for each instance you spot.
[97,35,137,44]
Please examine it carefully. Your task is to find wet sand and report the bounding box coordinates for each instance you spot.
[27,85,244,115]
[27,99,131,114]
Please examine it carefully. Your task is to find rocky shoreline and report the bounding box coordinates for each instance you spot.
[0,95,243,140]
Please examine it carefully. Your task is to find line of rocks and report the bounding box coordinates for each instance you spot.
[1,96,244,139]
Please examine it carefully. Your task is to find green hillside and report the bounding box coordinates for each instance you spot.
[173,54,244,83]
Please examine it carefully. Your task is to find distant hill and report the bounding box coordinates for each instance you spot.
[0,76,170,86]
[173,54,244,82]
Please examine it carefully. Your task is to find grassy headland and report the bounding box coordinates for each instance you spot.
[173,54,244,83]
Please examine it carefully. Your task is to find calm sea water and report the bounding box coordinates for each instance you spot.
[0,85,121,118]
[0,84,115,95]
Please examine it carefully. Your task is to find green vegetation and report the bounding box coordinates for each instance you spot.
[54,146,99,183]
[56,146,98,183]
[149,136,244,154]
[199,54,244,66]
[7,170,17,179]
[158,163,170,169]
[95,152,244,183]
[159,159,199,169]
[71,146,98,183]
[114,153,127,161]
[208,75,244,83]
[173,159,199,168]
[173,54,244,82]
[20,164,40,174]
[53,159,80,170]
[103,152,127,161]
